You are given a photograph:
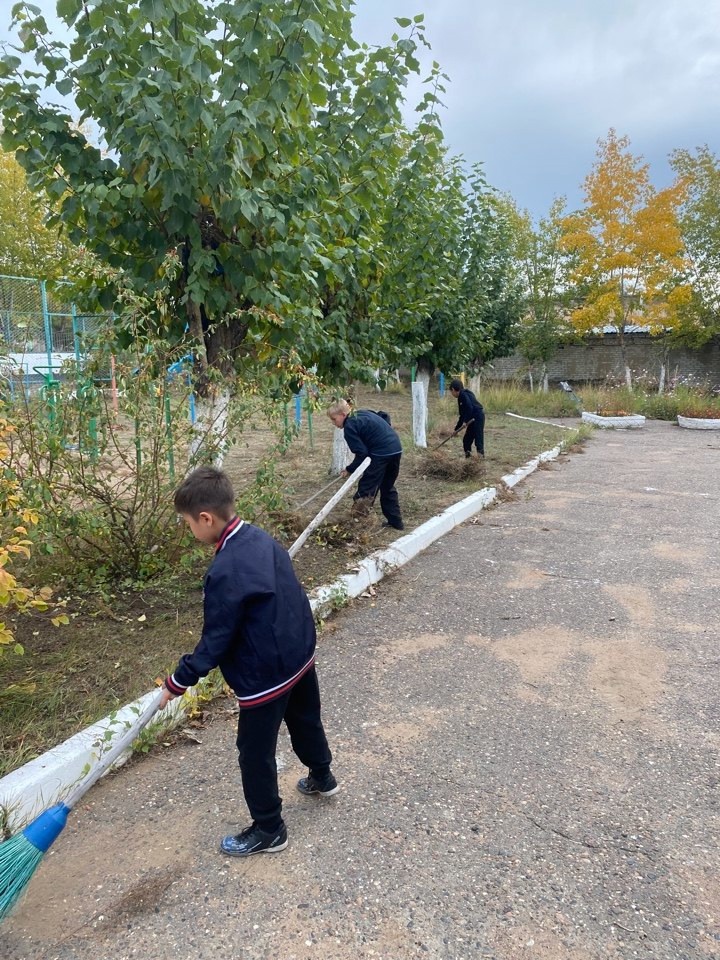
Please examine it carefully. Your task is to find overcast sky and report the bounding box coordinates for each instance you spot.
[3,0,720,220]
[352,0,720,219]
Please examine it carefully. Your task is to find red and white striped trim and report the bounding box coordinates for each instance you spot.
[215,516,244,553]
[165,674,188,696]
[236,655,316,709]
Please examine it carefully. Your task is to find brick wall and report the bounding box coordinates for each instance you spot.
[486,334,720,386]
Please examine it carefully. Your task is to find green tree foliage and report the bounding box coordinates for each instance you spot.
[377,138,522,383]
[0,1,426,385]
[670,145,720,345]
[462,183,524,371]
[510,196,571,390]
[374,103,467,380]
[0,147,79,278]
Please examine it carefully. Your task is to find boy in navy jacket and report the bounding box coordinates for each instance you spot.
[449,378,485,457]
[159,467,337,857]
[327,398,404,530]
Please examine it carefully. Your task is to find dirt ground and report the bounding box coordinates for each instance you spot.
[222,385,569,587]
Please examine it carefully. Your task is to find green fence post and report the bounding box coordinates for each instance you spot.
[40,280,53,371]
[88,412,99,463]
[164,392,175,483]
[71,303,81,367]
[305,390,314,450]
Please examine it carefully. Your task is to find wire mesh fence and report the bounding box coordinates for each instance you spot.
[0,274,112,393]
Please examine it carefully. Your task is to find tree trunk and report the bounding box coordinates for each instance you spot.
[331,427,351,475]
[190,386,231,467]
[541,364,549,393]
[618,328,632,388]
[415,358,433,400]
[658,362,666,395]
[528,369,534,393]
[412,380,427,448]
[468,373,482,395]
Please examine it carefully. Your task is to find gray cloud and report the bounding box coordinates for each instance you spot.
[353,0,720,217]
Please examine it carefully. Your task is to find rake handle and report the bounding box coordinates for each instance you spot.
[432,418,475,450]
[297,474,343,509]
[288,457,372,559]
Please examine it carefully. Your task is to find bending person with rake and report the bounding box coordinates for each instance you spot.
[327,399,404,531]
[449,378,485,458]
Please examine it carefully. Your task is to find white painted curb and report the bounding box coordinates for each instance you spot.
[677,414,720,430]
[582,411,646,429]
[0,690,193,830]
[0,438,569,831]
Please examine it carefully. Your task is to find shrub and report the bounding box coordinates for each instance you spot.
[0,414,67,658]
[641,395,681,421]
[3,346,200,585]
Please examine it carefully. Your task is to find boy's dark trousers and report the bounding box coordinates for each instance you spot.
[463,410,485,456]
[236,665,332,832]
[353,454,402,526]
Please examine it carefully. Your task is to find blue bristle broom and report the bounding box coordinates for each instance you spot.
[0,691,163,921]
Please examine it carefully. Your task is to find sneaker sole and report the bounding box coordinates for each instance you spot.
[297,784,340,797]
[219,838,288,857]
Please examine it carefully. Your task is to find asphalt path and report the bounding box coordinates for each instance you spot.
[2,420,718,960]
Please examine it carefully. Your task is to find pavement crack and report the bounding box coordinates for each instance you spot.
[524,814,601,849]
[523,814,656,860]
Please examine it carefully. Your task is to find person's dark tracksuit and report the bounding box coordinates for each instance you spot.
[165,517,332,833]
[342,409,404,529]
[454,388,485,456]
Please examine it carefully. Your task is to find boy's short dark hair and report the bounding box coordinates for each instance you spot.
[449,378,464,392]
[174,466,236,520]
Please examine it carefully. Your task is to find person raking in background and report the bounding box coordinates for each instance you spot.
[327,398,405,530]
[159,466,338,858]
[449,378,485,458]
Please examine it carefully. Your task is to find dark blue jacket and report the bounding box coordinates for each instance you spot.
[165,518,316,708]
[343,409,402,473]
[454,388,484,432]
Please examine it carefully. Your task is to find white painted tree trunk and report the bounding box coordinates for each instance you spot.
[658,363,666,394]
[625,365,632,389]
[541,365,549,393]
[528,370,534,393]
[415,367,430,401]
[412,380,427,448]
[331,427,352,475]
[468,373,482,395]
[190,387,231,467]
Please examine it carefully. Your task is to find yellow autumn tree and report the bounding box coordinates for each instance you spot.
[0,416,67,661]
[0,147,80,279]
[562,130,692,387]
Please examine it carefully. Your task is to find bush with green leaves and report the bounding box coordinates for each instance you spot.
[3,346,199,585]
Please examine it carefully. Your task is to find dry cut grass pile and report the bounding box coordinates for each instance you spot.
[416,448,486,481]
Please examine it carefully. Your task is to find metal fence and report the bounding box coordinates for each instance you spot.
[0,274,112,391]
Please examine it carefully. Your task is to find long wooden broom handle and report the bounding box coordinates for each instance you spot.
[63,691,164,810]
